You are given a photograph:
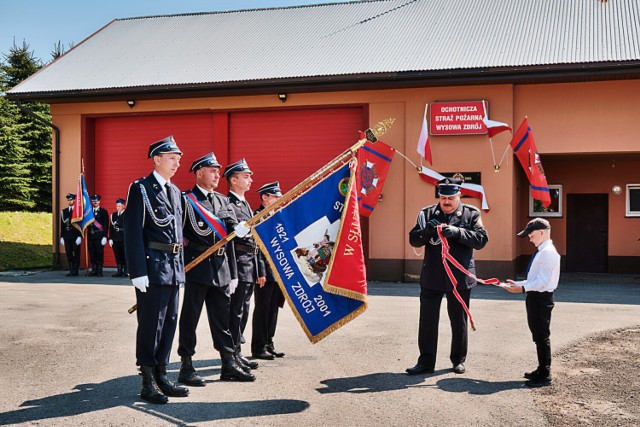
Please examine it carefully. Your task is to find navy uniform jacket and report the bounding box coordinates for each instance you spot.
[109,211,125,242]
[123,173,185,286]
[409,202,488,291]
[254,205,272,281]
[88,207,109,240]
[182,186,239,287]
[228,192,259,283]
[61,207,81,240]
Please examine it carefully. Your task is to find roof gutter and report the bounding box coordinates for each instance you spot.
[15,99,62,267]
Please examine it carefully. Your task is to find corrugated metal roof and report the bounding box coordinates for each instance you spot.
[9,0,640,97]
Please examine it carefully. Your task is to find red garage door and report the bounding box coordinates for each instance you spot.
[93,113,216,266]
[229,106,366,208]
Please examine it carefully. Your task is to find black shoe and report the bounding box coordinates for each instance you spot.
[406,364,434,375]
[220,352,256,382]
[154,366,189,397]
[525,376,552,388]
[252,350,275,360]
[66,270,73,277]
[237,352,259,370]
[139,366,168,404]
[178,356,206,387]
[453,363,466,374]
[524,369,540,380]
[266,344,285,358]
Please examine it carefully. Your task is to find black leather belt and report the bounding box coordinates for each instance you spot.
[234,243,258,255]
[148,241,182,254]
[185,239,225,256]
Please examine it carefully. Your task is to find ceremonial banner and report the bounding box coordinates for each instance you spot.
[356,140,395,217]
[509,118,551,208]
[419,166,490,211]
[71,174,95,233]
[252,163,367,343]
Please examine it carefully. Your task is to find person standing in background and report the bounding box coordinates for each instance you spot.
[109,198,127,277]
[60,193,82,277]
[87,194,108,277]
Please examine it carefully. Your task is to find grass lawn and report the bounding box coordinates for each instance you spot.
[0,212,53,271]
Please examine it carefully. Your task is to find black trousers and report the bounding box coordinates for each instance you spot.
[417,288,471,369]
[112,240,126,267]
[230,281,255,349]
[525,291,554,372]
[251,281,282,353]
[63,239,80,265]
[87,238,104,265]
[178,281,234,355]
[136,284,179,366]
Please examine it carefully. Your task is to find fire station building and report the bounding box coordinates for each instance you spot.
[7,0,640,279]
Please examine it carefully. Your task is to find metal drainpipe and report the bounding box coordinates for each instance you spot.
[15,99,62,266]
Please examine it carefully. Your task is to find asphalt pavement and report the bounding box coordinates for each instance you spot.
[0,270,638,426]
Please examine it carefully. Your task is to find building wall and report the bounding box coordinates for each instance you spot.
[51,79,640,276]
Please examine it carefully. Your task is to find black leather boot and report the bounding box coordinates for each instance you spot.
[66,264,73,277]
[89,264,98,276]
[97,264,103,277]
[112,264,123,277]
[236,348,258,370]
[153,365,189,397]
[70,263,79,276]
[140,366,168,404]
[221,352,255,382]
[178,356,206,387]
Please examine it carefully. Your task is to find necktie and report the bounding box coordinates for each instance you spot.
[526,249,539,274]
[165,183,174,212]
[207,192,214,206]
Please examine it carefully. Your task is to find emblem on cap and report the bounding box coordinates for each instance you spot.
[148,135,183,158]
[223,158,253,179]
[257,181,282,197]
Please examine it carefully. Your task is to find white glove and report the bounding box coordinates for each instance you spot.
[132,276,149,293]
[229,278,238,295]
[101,237,107,246]
[60,237,65,246]
[234,221,251,238]
[75,237,82,245]
[108,239,114,247]
[417,211,426,230]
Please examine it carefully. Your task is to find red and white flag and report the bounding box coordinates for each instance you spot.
[416,105,433,164]
[482,101,511,138]
[418,166,490,211]
[356,139,395,217]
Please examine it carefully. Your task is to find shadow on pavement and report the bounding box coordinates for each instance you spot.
[436,377,524,395]
[316,370,449,394]
[0,361,309,426]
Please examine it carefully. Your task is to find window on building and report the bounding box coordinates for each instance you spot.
[626,184,640,217]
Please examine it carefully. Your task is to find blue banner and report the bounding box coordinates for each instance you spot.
[72,174,95,233]
[253,163,367,343]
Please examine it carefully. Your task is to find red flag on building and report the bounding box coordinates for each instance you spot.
[356,140,395,217]
[416,104,433,164]
[509,118,551,207]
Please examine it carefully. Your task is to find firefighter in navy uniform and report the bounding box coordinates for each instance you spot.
[407,177,488,376]
[60,193,82,276]
[252,181,286,360]
[109,198,127,277]
[177,152,255,384]
[123,135,189,405]
[224,158,262,372]
[87,194,109,276]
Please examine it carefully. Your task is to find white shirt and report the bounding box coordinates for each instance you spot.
[152,170,170,197]
[229,190,246,202]
[516,239,560,293]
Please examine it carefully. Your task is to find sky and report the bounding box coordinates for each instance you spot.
[1,0,352,63]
